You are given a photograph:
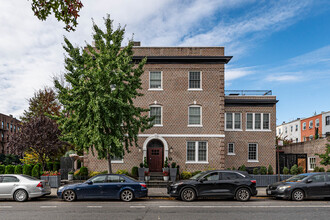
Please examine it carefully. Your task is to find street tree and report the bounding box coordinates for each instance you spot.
[54,15,152,174]
[31,0,83,31]
[21,87,61,122]
[316,141,330,166]
[8,116,66,170]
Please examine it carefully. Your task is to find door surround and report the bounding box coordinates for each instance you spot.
[142,134,168,162]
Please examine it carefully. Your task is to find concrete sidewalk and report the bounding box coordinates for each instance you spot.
[51,187,267,198]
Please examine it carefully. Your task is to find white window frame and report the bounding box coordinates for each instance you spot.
[295,124,298,131]
[186,141,208,164]
[303,122,306,130]
[326,116,330,126]
[315,119,319,128]
[247,143,258,162]
[309,120,313,129]
[308,157,316,171]
[111,155,124,164]
[309,135,313,140]
[227,143,235,155]
[149,105,163,127]
[148,71,163,91]
[246,113,271,131]
[188,71,202,91]
[188,105,202,127]
[225,113,242,131]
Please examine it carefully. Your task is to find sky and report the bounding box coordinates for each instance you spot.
[0,0,330,125]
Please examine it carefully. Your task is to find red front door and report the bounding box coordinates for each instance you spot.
[147,147,163,172]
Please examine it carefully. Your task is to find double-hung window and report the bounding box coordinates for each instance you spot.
[303,122,306,130]
[188,71,201,90]
[246,113,270,131]
[111,154,123,163]
[225,113,241,130]
[186,141,208,163]
[326,116,330,126]
[227,143,235,155]
[316,119,319,128]
[149,71,162,90]
[295,124,298,131]
[150,105,162,126]
[188,106,202,126]
[248,143,258,162]
[308,157,316,170]
[309,120,313,129]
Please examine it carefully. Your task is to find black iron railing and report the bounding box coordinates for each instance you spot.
[225,90,272,96]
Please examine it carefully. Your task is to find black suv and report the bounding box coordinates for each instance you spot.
[167,170,257,202]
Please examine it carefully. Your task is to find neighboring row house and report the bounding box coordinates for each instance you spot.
[0,113,21,154]
[276,119,301,143]
[84,46,277,173]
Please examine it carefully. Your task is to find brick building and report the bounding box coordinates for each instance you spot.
[301,114,322,142]
[0,113,21,154]
[84,46,277,173]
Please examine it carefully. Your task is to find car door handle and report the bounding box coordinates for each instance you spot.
[13,184,19,186]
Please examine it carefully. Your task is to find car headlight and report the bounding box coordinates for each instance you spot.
[278,185,291,191]
[58,186,64,191]
[173,182,183,186]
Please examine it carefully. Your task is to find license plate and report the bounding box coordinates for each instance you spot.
[267,190,272,195]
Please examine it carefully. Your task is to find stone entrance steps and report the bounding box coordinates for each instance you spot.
[146,172,170,188]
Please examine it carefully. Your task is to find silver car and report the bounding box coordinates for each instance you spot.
[0,174,51,202]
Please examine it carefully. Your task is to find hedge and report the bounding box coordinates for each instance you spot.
[14,165,23,174]
[5,165,15,174]
[32,164,40,178]
[0,165,5,174]
[23,164,33,176]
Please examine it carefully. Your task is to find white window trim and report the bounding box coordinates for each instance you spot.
[188,105,202,127]
[309,120,313,129]
[149,105,163,127]
[225,113,242,131]
[315,119,319,128]
[308,157,316,171]
[247,143,258,162]
[303,122,306,130]
[227,143,235,155]
[148,71,163,91]
[185,141,208,163]
[111,159,124,164]
[246,113,271,131]
[188,71,202,91]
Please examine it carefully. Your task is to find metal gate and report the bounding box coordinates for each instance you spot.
[60,157,74,180]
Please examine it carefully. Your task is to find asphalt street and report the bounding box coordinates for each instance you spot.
[1,197,330,220]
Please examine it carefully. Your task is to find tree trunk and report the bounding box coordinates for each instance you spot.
[107,151,112,174]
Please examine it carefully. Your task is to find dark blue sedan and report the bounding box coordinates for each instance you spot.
[57,174,148,202]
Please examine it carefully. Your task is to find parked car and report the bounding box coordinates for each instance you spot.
[267,172,330,201]
[0,174,51,202]
[57,174,148,202]
[167,170,257,202]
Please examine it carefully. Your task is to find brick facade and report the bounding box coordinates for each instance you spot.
[301,114,322,142]
[0,113,21,154]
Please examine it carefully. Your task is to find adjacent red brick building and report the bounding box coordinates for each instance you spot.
[301,114,322,142]
[0,113,21,154]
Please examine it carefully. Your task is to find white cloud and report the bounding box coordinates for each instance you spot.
[225,66,254,81]
[265,74,301,82]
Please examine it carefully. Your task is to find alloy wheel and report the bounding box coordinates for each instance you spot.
[63,190,76,202]
[181,188,196,202]
[236,188,251,201]
[14,189,28,202]
[121,190,134,202]
[292,190,304,201]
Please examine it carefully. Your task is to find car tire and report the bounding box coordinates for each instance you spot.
[14,189,28,202]
[63,190,76,202]
[235,188,251,202]
[120,189,134,202]
[292,189,304,201]
[180,188,196,202]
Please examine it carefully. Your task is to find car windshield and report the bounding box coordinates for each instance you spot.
[190,171,207,180]
[284,174,309,182]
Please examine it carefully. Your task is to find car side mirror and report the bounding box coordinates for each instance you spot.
[86,181,93,185]
[199,178,206,183]
[306,179,313,183]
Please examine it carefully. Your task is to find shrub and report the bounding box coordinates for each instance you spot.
[131,166,138,177]
[232,167,236,170]
[297,166,304,174]
[5,165,15,174]
[23,164,33,176]
[46,162,53,171]
[79,166,88,176]
[143,157,148,168]
[327,169,330,172]
[14,165,23,174]
[239,165,246,171]
[191,171,201,176]
[53,162,60,171]
[73,169,80,176]
[253,168,259,175]
[319,167,325,172]
[116,169,129,175]
[290,165,298,175]
[89,171,101,177]
[283,167,289,174]
[313,166,320,172]
[267,165,274,175]
[31,164,40,178]
[164,157,169,168]
[171,162,177,168]
[181,171,192,179]
[226,168,231,170]
[139,163,143,168]
[0,165,5,174]
[259,166,267,175]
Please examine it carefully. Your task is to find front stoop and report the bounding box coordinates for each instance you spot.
[146,172,171,188]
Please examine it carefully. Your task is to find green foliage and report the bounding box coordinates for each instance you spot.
[327,169,330,172]
[259,166,267,175]
[79,166,88,176]
[290,165,298,175]
[319,167,325,172]
[32,164,40,178]
[297,166,304,174]
[89,171,101,177]
[115,170,129,175]
[226,168,231,170]
[0,154,20,165]
[53,162,60,171]
[139,163,143,168]
[164,157,169,168]
[316,142,330,166]
[181,171,192,179]
[283,167,289,174]
[5,165,15,174]
[171,162,177,168]
[143,157,148,168]
[253,168,259,175]
[54,15,152,174]
[267,165,274,175]
[46,162,53,171]
[238,165,246,171]
[14,165,23,174]
[314,166,320,172]
[0,165,5,174]
[23,164,33,176]
[191,171,201,176]
[131,166,138,177]
[232,167,236,170]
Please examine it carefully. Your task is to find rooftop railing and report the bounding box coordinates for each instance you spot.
[225,90,272,96]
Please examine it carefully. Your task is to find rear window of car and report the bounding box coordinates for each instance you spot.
[21,175,39,181]
[221,172,243,180]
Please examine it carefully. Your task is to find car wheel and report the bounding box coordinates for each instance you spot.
[292,189,304,201]
[236,188,251,202]
[120,190,134,202]
[181,188,196,202]
[63,190,76,202]
[14,189,28,202]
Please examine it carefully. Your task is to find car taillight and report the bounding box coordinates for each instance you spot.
[251,180,256,184]
[36,182,43,188]
[140,183,147,188]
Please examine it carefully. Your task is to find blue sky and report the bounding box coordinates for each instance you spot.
[0,0,329,125]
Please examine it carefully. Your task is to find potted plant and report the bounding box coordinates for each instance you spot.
[163,157,170,173]
[170,162,177,182]
[163,170,169,181]
[138,162,145,181]
[144,170,150,181]
[68,171,74,181]
[48,171,61,188]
